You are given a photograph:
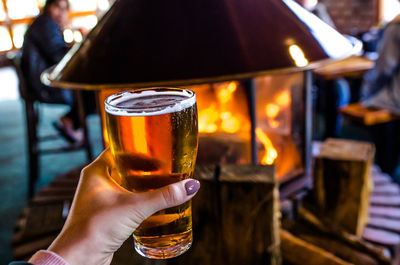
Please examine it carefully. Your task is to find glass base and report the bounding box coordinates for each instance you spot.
[134,235,192,259]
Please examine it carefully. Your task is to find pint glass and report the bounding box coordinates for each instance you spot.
[105,88,198,259]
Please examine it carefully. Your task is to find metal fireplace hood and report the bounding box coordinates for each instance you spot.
[42,0,360,90]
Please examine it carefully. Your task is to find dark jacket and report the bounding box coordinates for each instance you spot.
[21,13,67,103]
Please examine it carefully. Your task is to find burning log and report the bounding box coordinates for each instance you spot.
[197,133,251,164]
[313,138,375,236]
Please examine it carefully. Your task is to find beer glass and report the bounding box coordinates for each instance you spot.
[105,88,198,259]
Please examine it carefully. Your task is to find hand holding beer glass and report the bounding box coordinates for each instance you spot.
[105,88,198,259]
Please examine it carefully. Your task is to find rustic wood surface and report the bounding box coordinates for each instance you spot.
[313,138,375,236]
[280,230,352,265]
[339,103,400,126]
[295,204,391,264]
[313,56,373,80]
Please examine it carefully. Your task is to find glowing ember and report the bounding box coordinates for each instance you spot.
[255,128,278,165]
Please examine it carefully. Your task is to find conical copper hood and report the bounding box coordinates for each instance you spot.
[43,0,359,89]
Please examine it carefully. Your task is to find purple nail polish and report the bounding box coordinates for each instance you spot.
[185,179,200,196]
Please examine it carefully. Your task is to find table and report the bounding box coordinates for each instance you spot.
[313,55,374,80]
[312,56,375,138]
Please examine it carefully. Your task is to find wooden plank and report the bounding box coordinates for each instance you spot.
[296,233,379,265]
[297,207,391,265]
[313,139,375,236]
[368,217,400,233]
[363,226,400,248]
[38,186,77,197]
[13,234,58,260]
[371,173,393,186]
[372,183,400,195]
[13,203,66,242]
[363,226,400,263]
[31,195,73,205]
[369,206,400,219]
[370,195,400,206]
[280,230,352,265]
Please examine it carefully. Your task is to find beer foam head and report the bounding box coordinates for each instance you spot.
[105,88,196,116]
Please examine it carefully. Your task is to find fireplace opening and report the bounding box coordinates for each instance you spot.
[191,72,307,183]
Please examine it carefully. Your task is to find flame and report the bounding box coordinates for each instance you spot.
[269,120,280,129]
[217,82,237,104]
[197,81,247,135]
[266,103,280,118]
[275,90,291,107]
[255,128,278,165]
[199,104,219,133]
[220,112,240,133]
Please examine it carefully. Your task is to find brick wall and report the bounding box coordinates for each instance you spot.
[320,0,378,35]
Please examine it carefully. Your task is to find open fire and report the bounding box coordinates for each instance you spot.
[190,73,304,181]
[98,74,305,181]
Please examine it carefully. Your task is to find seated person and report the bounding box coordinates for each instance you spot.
[21,0,94,143]
[361,14,400,114]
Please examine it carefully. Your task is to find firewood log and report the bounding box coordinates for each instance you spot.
[280,230,352,265]
[169,164,281,265]
[313,138,375,236]
[298,207,391,265]
[296,233,378,265]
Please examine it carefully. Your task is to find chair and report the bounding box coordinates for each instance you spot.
[8,52,93,199]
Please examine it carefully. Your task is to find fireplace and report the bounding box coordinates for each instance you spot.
[188,71,311,188]
[96,71,312,192]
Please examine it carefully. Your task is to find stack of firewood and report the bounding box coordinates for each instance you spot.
[280,138,400,265]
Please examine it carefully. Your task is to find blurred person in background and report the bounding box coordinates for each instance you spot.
[360,12,400,178]
[21,0,94,143]
[361,14,400,115]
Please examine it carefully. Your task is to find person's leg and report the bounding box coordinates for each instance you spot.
[334,78,351,136]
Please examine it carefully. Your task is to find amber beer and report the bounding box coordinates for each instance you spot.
[105,88,198,259]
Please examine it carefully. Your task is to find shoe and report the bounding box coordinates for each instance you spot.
[53,121,84,144]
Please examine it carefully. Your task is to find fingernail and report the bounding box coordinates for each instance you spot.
[185,179,200,196]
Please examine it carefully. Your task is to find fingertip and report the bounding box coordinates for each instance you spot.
[184,179,200,196]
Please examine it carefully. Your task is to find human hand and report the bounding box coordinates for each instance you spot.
[47,148,200,265]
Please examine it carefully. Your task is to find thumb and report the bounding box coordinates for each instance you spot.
[134,179,200,219]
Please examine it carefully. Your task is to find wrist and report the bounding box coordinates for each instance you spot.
[48,224,112,265]
[29,250,69,265]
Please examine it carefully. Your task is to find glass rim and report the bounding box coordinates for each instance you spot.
[104,87,196,116]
